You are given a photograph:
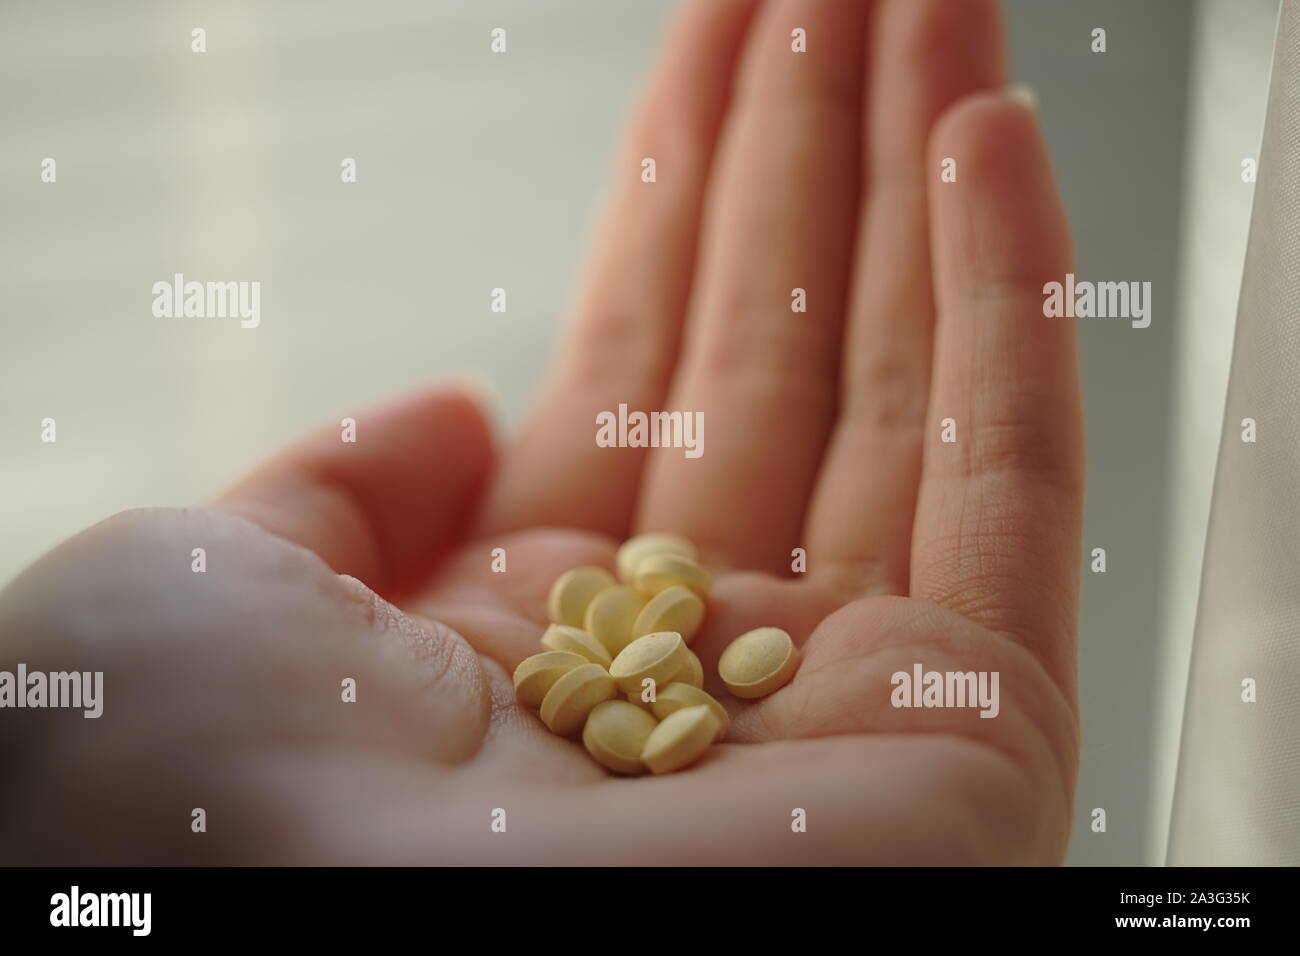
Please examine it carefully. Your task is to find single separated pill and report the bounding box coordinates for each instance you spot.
[650,682,729,741]
[641,704,720,774]
[547,566,616,627]
[582,700,659,775]
[512,650,589,709]
[632,585,704,645]
[540,664,617,736]
[583,585,646,656]
[615,533,697,583]
[718,627,800,699]
[540,624,612,668]
[633,553,712,599]
[609,631,688,694]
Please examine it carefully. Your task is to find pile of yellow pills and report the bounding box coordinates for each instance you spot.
[633,585,704,643]
[615,533,696,583]
[548,566,617,627]
[512,650,590,709]
[582,700,658,775]
[540,623,611,668]
[513,534,800,776]
[717,626,800,699]
[632,552,712,598]
[584,585,645,655]
[649,682,730,740]
[610,631,688,694]
[540,663,617,736]
[642,705,722,775]
[674,648,704,688]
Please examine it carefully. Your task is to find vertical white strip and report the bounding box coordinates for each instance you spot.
[1155,0,1275,865]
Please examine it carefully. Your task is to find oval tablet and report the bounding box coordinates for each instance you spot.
[625,691,657,714]
[540,624,612,668]
[512,650,590,709]
[547,566,616,627]
[650,682,729,741]
[583,585,646,656]
[609,631,688,694]
[632,585,704,645]
[671,648,704,688]
[633,553,712,598]
[540,663,617,737]
[616,533,697,583]
[718,627,800,699]
[641,704,720,774]
[582,700,658,775]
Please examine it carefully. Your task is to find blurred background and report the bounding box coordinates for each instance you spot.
[0,0,1281,864]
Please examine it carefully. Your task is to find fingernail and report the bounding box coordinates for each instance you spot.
[1005,83,1038,112]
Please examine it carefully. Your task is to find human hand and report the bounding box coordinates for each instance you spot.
[0,0,1081,865]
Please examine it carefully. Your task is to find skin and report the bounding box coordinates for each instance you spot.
[0,0,1082,865]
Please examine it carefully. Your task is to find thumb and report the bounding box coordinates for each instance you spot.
[214,386,495,598]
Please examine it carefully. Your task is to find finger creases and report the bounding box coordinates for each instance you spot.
[910,92,1084,693]
[806,0,1006,598]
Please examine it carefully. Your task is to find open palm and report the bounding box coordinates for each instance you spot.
[0,0,1081,865]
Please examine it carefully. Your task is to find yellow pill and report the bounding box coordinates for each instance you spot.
[547,566,616,627]
[609,631,688,694]
[583,585,647,656]
[615,533,698,583]
[540,624,612,668]
[512,650,590,709]
[582,700,659,775]
[718,626,800,699]
[623,657,693,704]
[650,682,730,741]
[632,585,704,645]
[671,648,704,688]
[633,553,712,598]
[641,704,720,774]
[540,663,617,737]
[624,692,657,714]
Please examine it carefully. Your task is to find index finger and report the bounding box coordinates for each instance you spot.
[478,0,761,539]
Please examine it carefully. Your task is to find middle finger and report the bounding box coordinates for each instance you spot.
[637,0,873,573]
